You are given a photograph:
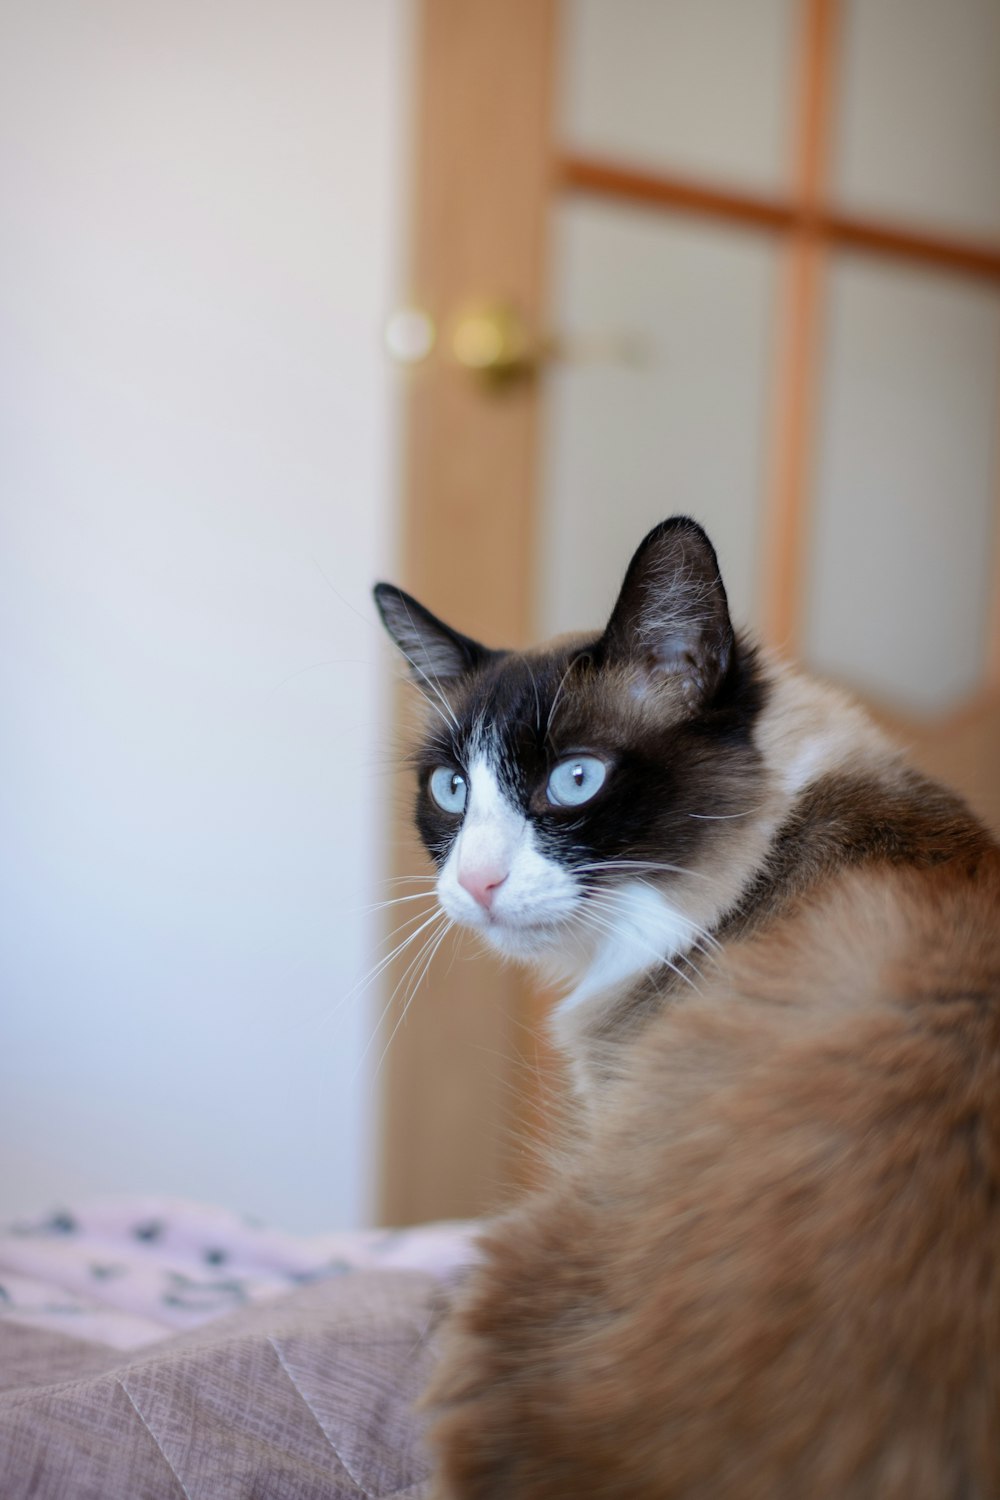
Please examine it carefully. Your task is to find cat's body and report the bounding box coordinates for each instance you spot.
[375,518,1000,1499]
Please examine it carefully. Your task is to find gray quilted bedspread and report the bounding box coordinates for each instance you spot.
[0,1268,441,1499]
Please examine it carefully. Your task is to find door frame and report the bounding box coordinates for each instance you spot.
[377,0,558,1225]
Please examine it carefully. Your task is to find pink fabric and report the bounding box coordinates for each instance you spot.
[0,1197,477,1349]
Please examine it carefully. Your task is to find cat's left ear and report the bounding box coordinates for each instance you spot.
[373,582,491,684]
[600,516,734,706]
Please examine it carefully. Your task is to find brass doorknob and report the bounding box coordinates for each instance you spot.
[450,303,534,384]
[385,301,646,389]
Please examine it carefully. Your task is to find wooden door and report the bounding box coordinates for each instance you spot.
[378,0,1000,1226]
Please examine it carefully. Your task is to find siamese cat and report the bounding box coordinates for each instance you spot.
[375,517,1000,1499]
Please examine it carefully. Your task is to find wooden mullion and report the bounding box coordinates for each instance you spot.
[558,154,1000,285]
[760,235,826,651]
[557,155,794,235]
[826,210,1000,284]
[758,0,838,652]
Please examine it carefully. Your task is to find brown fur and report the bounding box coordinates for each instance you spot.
[427,774,1000,1498]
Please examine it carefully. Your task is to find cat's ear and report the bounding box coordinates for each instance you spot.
[600,516,734,705]
[373,582,490,684]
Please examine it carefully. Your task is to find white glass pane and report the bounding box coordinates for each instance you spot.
[805,259,1000,715]
[538,199,779,639]
[561,0,796,192]
[835,0,1000,237]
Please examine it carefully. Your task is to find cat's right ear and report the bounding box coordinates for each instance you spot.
[373,583,489,684]
[600,516,735,707]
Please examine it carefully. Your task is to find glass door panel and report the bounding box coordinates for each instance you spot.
[538,198,779,638]
[804,258,1000,715]
[561,0,797,193]
[834,0,1000,237]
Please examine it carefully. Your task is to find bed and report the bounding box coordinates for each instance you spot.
[0,1199,476,1498]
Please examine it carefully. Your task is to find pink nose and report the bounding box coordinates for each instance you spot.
[458,866,508,911]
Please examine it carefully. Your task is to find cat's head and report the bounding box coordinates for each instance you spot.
[374,518,766,978]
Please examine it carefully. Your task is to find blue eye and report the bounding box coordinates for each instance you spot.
[546,756,607,808]
[429,766,468,814]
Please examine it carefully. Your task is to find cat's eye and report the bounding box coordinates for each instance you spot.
[429,765,468,815]
[546,756,607,808]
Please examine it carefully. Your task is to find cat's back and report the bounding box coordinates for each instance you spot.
[430,838,1000,1499]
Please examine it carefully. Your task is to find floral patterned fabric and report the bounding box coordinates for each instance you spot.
[0,1197,477,1350]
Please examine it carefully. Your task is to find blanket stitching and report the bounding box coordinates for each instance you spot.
[117,1375,195,1500]
[267,1335,378,1499]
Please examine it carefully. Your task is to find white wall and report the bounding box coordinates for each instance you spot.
[0,0,412,1231]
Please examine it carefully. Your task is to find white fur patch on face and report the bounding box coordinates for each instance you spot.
[436,751,580,960]
[555,880,699,1017]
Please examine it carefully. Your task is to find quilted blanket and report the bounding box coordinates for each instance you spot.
[0,1200,477,1499]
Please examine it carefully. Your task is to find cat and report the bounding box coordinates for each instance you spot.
[374,516,1000,1499]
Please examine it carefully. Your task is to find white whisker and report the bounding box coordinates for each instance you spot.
[353,911,448,1081]
[578,899,705,993]
[588,881,722,955]
[575,858,714,885]
[335,905,447,1025]
[545,651,587,744]
[351,891,439,917]
[368,913,453,1083]
[686,806,765,821]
